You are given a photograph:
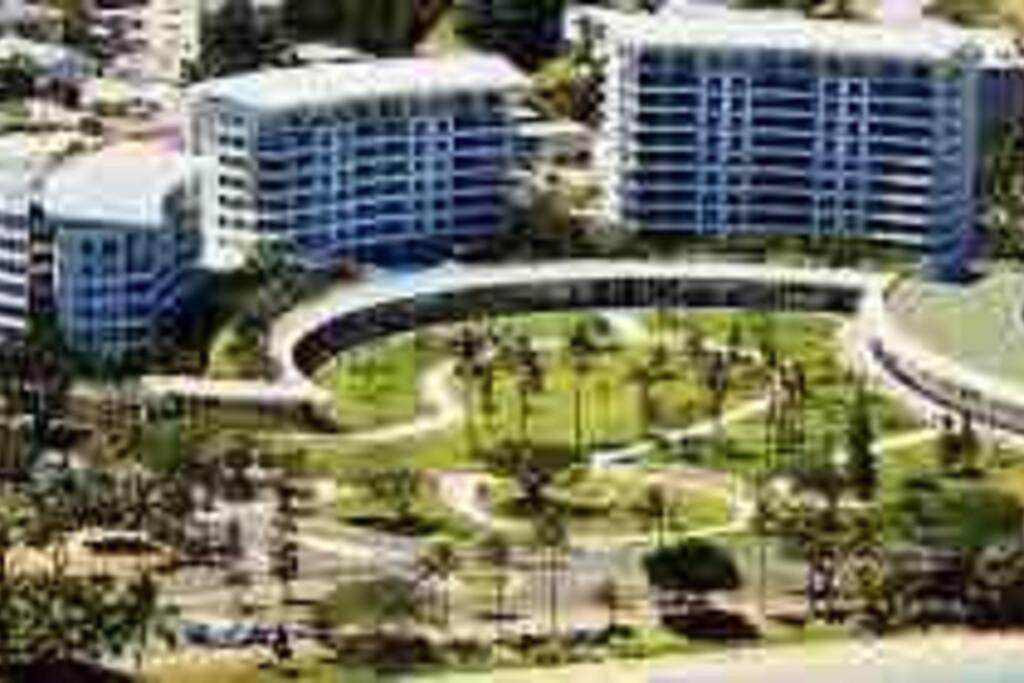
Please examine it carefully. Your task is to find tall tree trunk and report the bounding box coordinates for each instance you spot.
[547,548,559,637]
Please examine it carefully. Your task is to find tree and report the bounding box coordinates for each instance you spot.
[358,467,424,527]
[477,531,514,637]
[416,539,460,631]
[200,0,267,76]
[926,0,1000,26]
[317,577,424,637]
[269,477,300,610]
[122,572,178,672]
[0,476,179,671]
[726,319,744,364]
[936,412,981,476]
[980,122,1024,260]
[968,537,1024,627]
[845,382,877,501]
[452,326,484,456]
[887,479,1024,554]
[222,515,250,619]
[280,0,421,54]
[592,576,629,634]
[48,0,91,48]
[454,0,567,68]
[511,334,545,445]
[566,321,598,456]
[532,506,568,636]
[637,483,672,548]
[628,362,656,436]
[481,442,579,514]
[701,351,731,434]
[643,539,741,615]
[0,55,38,100]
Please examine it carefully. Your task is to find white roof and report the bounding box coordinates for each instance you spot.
[0,35,80,67]
[139,375,331,407]
[0,133,83,216]
[600,9,991,61]
[44,143,193,227]
[190,54,528,113]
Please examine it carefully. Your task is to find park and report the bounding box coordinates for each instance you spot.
[81,258,1020,681]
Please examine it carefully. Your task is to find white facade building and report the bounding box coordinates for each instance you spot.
[145,0,201,82]
[188,55,528,270]
[0,0,59,34]
[0,134,57,338]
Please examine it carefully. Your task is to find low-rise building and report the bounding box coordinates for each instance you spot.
[0,36,95,87]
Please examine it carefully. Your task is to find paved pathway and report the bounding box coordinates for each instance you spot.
[344,359,461,444]
[404,633,1024,683]
[599,309,648,345]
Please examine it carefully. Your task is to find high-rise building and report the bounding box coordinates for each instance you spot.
[188,54,528,270]
[146,0,201,82]
[585,8,1017,276]
[43,144,201,358]
[0,134,85,341]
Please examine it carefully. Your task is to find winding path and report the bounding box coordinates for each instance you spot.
[343,359,461,444]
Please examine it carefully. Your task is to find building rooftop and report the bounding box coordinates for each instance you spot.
[0,133,84,216]
[599,8,999,62]
[43,143,193,227]
[886,271,1024,393]
[0,35,93,78]
[190,54,529,113]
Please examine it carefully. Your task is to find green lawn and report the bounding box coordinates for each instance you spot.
[487,311,606,340]
[335,476,478,541]
[206,323,268,379]
[314,332,446,432]
[490,469,732,538]
[272,311,867,483]
[643,311,841,358]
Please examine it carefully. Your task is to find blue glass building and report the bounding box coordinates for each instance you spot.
[188,55,528,270]
[44,145,201,358]
[587,9,1002,276]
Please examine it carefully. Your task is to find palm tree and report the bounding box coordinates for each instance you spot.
[726,319,744,364]
[269,477,300,610]
[592,576,628,634]
[124,571,178,672]
[702,351,732,437]
[628,362,653,436]
[566,321,598,456]
[452,325,484,456]
[638,482,672,548]
[683,319,707,370]
[222,515,250,619]
[477,531,514,638]
[512,334,545,445]
[417,539,461,631]
[846,381,877,502]
[532,506,568,637]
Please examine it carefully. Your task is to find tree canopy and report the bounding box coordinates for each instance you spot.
[643,539,741,600]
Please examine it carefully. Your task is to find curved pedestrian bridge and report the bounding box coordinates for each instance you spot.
[269,260,882,402]
[141,259,1024,440]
